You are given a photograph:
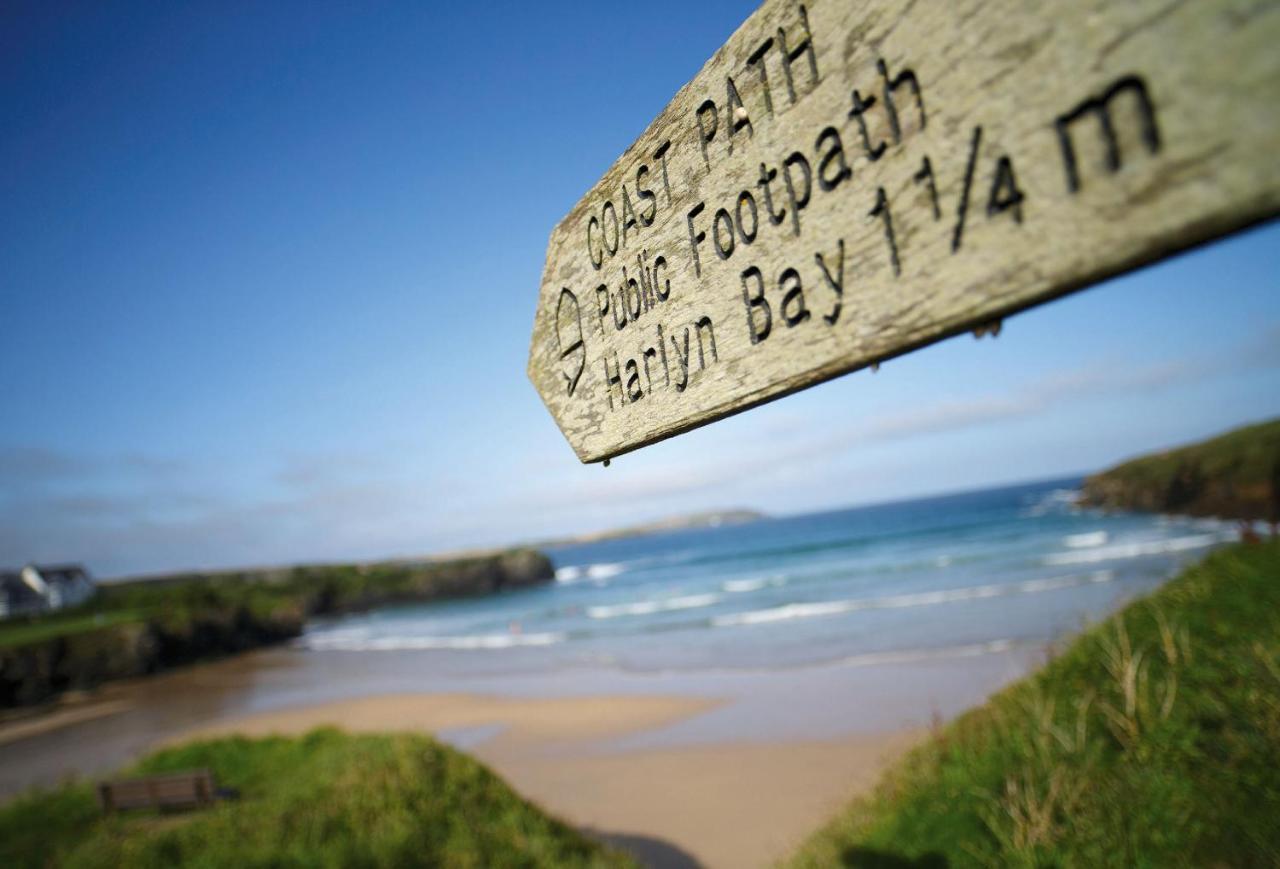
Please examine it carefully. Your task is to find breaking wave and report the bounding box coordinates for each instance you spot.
[1042,532,1229,566]
[1063,530,1108,549]
[555,561,627,584]
[302,630,566,651]
[722,575,787,594]
[587,593,721,620]
[711,571,1114,628]
[1022,488,1080,517]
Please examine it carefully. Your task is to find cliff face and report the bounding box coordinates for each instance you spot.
[292,549,555,615]
[0,549,554,708]
[366,549,554,601]
[1079,420,1280,521]
[0,605,303,707]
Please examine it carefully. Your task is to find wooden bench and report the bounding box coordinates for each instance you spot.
[97,769,224,813]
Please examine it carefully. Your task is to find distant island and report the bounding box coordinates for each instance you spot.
[546,509,768,545]
[1080,418,1280,521]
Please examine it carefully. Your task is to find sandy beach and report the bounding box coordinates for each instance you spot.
[0,637,1037,866]
[171,693,924,868]
[0,607,1055,868]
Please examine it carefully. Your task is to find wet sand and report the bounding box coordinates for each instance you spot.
[171,693,924,868]
[0,699,133,747]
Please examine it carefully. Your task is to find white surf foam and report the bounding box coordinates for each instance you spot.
[712,571,1114,628]
[1063,530,1108,549]
[1023,488,1081,517]
[554,565,583,582]
[555,561,627,584]
[587,562,626,579]
[722,574,787,594]
[587,592,721,620]
[303,631,566,651]
[1042,532,1226,566]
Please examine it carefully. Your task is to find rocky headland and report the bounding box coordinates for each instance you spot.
[1079,419,1280,521]
[0,549,553,708]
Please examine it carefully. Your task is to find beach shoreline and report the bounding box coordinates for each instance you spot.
[166,692,926,869]
[0,680,927,868]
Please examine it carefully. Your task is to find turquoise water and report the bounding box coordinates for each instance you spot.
[300,478,1237,676]
[0,478,1245,798]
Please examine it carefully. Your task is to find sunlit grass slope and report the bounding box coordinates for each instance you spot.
[0,728,632,868]
[790,540,1280,867]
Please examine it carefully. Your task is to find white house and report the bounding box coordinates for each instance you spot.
[0,564,96,618]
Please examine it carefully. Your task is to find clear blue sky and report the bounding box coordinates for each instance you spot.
[2,1,1277,576]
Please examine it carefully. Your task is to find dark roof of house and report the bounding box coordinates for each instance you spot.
[0,570,47,608]
[31,564,93,585]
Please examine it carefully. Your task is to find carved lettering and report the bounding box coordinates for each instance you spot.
[1055,75,1161,193]
[529,1,1263,464]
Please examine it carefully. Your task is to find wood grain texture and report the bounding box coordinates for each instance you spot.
[527,0,1280,463]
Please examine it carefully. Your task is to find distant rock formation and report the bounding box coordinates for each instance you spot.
[1079,419,1280,521]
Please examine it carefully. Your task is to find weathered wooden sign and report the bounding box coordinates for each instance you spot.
[528,0,1280,463]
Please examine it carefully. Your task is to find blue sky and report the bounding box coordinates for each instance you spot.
[1,1,1277,576]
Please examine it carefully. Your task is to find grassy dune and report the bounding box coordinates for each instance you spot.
[0,728,631,868]
[790,540,1280,867]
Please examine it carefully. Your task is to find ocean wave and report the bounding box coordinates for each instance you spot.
[1042,532,1227,566]
[587,593,721,620]
[1063,530,1108,549]
[1022,487,1081,517]
[302,630,566,651]
[629,514,1011,576]
[555,561,627,584]
[711,571,1114,628]
[722,575,787,594]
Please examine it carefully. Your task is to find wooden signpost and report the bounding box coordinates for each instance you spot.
[527,0,1280,464]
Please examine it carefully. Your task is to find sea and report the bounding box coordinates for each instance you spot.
[0,477,1246,798]
[299,477,1239,680]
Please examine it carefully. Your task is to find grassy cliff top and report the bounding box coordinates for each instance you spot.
[0,728,631,868]
[0,548,553,649]
[789,539,1280,867]
[1080,418,1280,520]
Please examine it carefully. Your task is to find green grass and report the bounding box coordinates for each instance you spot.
[1082,417,1280,519]
[0,551,553,710]
[0,551,547,650]
[0,574,299,652]
[0,610,146,649]
[1100,419,1279,486]
[789,540,1280,868]
[0,728,632,869]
